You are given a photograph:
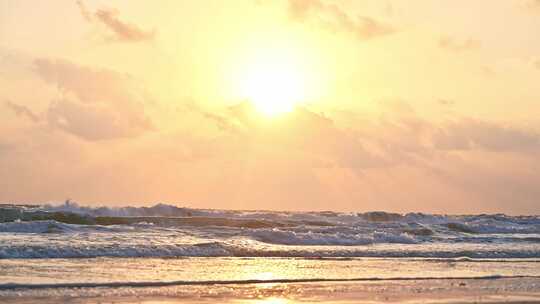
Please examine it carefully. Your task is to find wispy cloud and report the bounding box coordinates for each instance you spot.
[33,58,153,140]
[287,0,395,41]
[438,36,481,52]
[76,1,155,42]
[525,0,540,10]
[433,118,540,152]
[4,100,40,122]
[533,58,540,70]
[76,0,92,22]
[46,99,150,141]
[437,99,455,106]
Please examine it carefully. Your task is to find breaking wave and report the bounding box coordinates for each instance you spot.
[0,203,539,259]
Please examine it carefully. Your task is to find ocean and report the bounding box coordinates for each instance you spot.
[1,203,539,302]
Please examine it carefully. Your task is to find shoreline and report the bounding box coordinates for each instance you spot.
[1,274,539,290]
[1,277,539,304]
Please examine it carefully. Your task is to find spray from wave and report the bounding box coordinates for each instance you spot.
[0,202,539,259]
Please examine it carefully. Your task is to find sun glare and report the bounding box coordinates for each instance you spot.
[238,50,308,116]
[242,62,304,116]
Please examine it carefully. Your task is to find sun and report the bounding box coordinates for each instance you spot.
[238,51,307,116]
[242,64,303,116]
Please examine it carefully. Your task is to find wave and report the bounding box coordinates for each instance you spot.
[1,237,539,259]
[251,229,418,246]
[1,274,538,291]
[1,203,539,260]
[0,220,143,234]
[2,203,539,232]
[0,220,76,233]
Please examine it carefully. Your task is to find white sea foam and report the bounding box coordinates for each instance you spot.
[0,203,539,259]
[0,220,73,233]
[250,229,418,246]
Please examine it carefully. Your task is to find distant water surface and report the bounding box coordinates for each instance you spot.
[1,203,539,259]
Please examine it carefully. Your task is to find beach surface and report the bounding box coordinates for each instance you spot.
[2,277,540,304]
[0,257,539,304]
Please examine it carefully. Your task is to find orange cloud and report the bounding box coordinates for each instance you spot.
[77,1,155,42]
[287,0,395,41]
[33,58,153,140]
[525,0,540,10]
[4,100,40,123]
[534,58,540,70]
[433,118,540,152]
[47,99,151,140]
[2,95,540,212]
[438,36,481,52]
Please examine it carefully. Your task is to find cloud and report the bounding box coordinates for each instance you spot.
[438,36,481,52]
[76,0,92,22]
[360,100,540,155]
[481,66,496,76]
[33,58,153,140]
[258,108,389,170]
[193,103,391,171]
[191,98,540,175]
[433,118,540,152]
[525,0,540,10]
[287,0,395,41]
[170,100,387,171]
[94,9,155,42]
[4,100,40,122]
[77,1,155,42]
[34,58,147,107]
[534,58,540,70]
[2,48,539,212]
[180,101,244,134]
[288,0,323,20]
[47,99,150,140]
[437,99,455,106]
[422,151,540,214]
[167,100,540,212]
[2,91,540,212]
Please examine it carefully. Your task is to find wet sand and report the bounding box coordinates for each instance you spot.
[2,277,539,304]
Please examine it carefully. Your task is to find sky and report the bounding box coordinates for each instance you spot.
[1,0,540,214]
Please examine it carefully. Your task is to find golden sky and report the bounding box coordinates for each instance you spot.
[1,0,540,214]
